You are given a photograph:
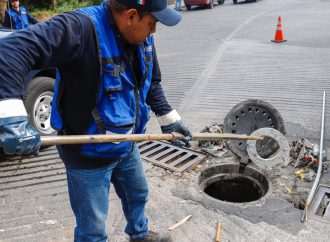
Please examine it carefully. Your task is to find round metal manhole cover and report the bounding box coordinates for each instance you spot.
[223,100,286,160]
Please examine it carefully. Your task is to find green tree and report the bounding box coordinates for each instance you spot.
[0,0,103,24]
[20,0,57,9]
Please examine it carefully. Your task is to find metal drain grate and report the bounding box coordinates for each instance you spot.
[309,184,330,222]
[137,141,207,173]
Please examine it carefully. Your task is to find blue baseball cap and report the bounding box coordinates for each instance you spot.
[116,0,182,26]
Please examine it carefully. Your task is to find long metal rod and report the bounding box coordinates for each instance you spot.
[302,91,326,222]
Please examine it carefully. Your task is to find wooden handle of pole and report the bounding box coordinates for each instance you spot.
[39,132,263,146]
[40,133,176,146]
[190,133,264,141]
[0,132,264,147]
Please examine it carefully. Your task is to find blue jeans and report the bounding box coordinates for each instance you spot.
[175,0,182,10]
[66,144,149,242]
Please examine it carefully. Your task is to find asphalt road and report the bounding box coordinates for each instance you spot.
[1,0,330,241]
[151,0,330,142]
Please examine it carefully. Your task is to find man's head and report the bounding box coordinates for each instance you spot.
[109,0,181,45]
[114,0,182,26]
[9,0,20,10]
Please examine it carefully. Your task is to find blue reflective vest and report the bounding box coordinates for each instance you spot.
[6,7,30,29]
[51,3,153,158]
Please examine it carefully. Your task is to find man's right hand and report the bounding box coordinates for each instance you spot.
[0,99,41,155]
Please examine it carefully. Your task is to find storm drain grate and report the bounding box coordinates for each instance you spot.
[309,184,330,222]
[137,141,207,173]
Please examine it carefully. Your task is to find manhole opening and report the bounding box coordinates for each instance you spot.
[204,176,263,203]
[199,164,270,203]
[315,193,330,216]
[308,185,330,221]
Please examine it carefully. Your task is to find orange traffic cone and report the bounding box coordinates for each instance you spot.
[272,16,287,43]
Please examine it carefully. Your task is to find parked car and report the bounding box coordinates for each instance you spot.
[0,28,56,138]
[184,0,225,10]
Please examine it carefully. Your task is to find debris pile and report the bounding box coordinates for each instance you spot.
[197,124,227,157]
[294,169,316,182]
[289,139,328,182]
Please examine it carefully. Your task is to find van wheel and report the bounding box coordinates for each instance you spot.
[233,0,237,3]
[24,76,57,137]
[186,4,191,10]
[218,0,225,4]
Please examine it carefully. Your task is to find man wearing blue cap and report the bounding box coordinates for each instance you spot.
[0,0,190,241]
[4,0,38,29]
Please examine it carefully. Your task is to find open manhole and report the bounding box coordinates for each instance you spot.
[309,184,330,222]
[199,163,271,203]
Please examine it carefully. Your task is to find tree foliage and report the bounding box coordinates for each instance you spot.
[0,0,8,24]
[0,0,103,25]
[20,0,102,9]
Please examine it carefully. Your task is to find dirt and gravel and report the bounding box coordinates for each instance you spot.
[106,147,330,242]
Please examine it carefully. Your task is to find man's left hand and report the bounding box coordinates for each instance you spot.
[158,110,192,148]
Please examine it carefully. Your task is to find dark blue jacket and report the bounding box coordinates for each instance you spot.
[0,8,172,168]
[4,7,38,30]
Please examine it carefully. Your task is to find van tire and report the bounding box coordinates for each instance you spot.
[24,76,56,137]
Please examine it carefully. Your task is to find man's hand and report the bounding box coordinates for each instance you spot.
[0,99,41,155]
[158,110,192,148]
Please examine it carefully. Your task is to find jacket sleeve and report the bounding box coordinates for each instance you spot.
[0,12,86,100]
[146,44,173,116]
[3,11,12,29]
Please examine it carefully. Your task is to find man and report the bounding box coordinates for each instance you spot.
[175,0,182,11]
[3,0,38,29]
[0,0,191,241]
